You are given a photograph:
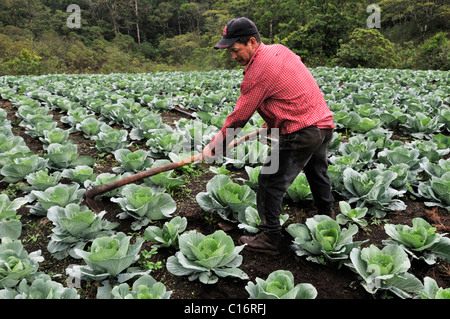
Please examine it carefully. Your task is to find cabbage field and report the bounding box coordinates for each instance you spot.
[0,67,449,301]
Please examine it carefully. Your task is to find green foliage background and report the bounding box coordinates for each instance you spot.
[0,0,448,75]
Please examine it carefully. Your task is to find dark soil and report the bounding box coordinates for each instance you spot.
[1,99,449,300]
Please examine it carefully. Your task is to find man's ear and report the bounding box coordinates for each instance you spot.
[249,37,259,51]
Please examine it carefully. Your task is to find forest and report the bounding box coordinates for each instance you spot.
[0,0,449,75]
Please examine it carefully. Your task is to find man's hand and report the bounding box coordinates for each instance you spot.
[202,144,216,164]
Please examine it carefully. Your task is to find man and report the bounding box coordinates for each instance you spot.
[202,17,335,255]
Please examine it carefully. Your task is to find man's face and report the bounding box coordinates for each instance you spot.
[227,38,259,66]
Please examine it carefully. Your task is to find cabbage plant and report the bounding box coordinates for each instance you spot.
[337,135,377,168]
[46,203,119,259]
[379,109,407,129]
[61,165,97,184]
[246,270,317,299]
[45,143,95,170]
[421,158,450,179]
[364,128,403,151]
[0,273,80,299]
[375,163,416,191]
[143,159,185,191]
[146,128,189,158]
[84,172,131,198]
[39,128,70,149]
[417,171,450,210]
[342,167,406,217]
[196,174,256,222]
[334,110,361,130]
[432,133,450,151]
[336,201,368,228]
[401,112,444,139]
[111,184,176,230]
[15,104,49,120]
[166,230,248,284]
[237,206,288,234]
[0,195,28,240]
[113,148,154,173]
[29,183,85,216]
[383,217,450,264]
[0,134,33,168]
[60,106,92,129]
[21,169,61,193]
[1,155,48,183]
[347,244,423,298]
[0,238,44,288]
[223,141,270,169]
[97,274,172,299]
[329,153,364,171]
[175,118,218,151]
[72,232,144,280]
[129,113,165,140]
[285,173,313,202]
[239,166,260,190]
[75,117,104,138]
[377,145,426,174]
[414,140,450,163]
[287,215,368,265]
[419,277,450,299]
[20,115,57,138]
[95,128,129,154]
[144,216,187,249]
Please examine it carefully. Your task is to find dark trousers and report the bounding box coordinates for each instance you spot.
[257,126,334,238]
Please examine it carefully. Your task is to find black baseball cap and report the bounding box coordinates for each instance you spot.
[214,17,259,49]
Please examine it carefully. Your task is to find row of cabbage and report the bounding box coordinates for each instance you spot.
[0,68,445,300]
[0,103,304,299]
[0,76,315,299]
[0,104,172,299]
[1,68,449,218]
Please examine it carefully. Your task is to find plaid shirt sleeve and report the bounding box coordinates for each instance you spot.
[208,79,269,153]
[208,43,334,153]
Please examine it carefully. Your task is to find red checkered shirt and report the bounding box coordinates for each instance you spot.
[209,42,334,152]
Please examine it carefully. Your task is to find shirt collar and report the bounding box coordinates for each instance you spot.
[243,42,265,75]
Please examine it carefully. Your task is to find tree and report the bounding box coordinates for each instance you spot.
[379,0,450,41]
[334,28,399,69]
[418,32,450,70]
[274,0,366,65]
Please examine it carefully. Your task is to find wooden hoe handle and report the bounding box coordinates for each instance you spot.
[83,128,264,200]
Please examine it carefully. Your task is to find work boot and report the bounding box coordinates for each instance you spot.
[239,232,282,256]
[318,208,336,219]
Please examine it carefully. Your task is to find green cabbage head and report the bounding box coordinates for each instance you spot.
[73,232,144,280]
[384,217,450,264]
[97,274,172,299]
[0,238,43,288]
[46,203,119,259]
[1,273,80,299]
[246,270,317,299]
[287,215,367,265]
[385,218,440,251]
[348,244,423,298]
[111,183,176,230]
[166,230,248,284]
[420,277,450,299]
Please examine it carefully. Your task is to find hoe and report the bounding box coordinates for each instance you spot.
[83,129,266,213]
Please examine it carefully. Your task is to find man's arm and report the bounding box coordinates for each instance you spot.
[203,80,269,161]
